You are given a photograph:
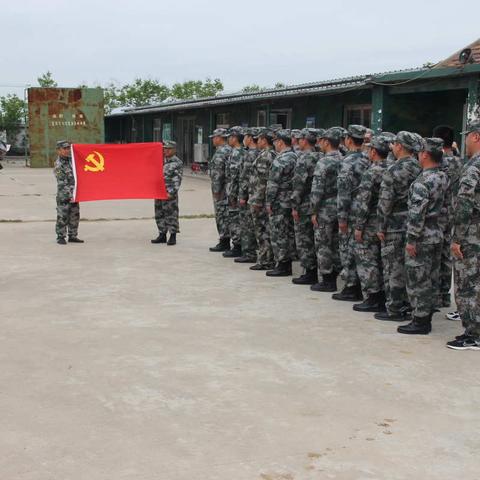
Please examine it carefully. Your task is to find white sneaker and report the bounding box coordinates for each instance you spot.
[446,311,461,321]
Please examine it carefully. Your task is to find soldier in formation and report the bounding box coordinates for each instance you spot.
[206,123,479,350]
[54,140,83,245]
[151,140,183,246]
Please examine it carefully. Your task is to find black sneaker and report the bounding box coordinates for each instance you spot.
[68,237,84,243]
[57,237,67,245]
[446,337,480,351]
[250,263,274,271]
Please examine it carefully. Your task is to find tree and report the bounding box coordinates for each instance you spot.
[242,84,264,93]
[0,94,27,145]
[115,78,170,108]
[37,71,58,87]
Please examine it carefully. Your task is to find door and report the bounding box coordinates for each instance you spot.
[177,117,195,164]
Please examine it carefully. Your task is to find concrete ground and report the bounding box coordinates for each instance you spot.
[1,164,478,480]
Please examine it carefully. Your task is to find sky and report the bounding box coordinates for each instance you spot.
[1,0,479,98]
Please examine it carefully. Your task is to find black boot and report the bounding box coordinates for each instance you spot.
[209,237,230,252]
[250,262,275,271]
[310,272,337,292]
[57,237,67,245]
[68,236,84,243]
[397,315,432,335]
[332,283,363,302]
[234,255,257,263]
[266,261,292,277]
[167,233,176,246]
[151,233,167,244]
[223,244,242,258]
[292,268,318,285]
[374,309,411,321]
[353,291,385,312]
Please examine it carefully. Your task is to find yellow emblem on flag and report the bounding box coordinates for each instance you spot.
[84,151,105,172]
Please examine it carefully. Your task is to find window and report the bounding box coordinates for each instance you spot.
[269,109,292,129]
[257,110,267,126]
[162,123,172,141]
[344,104,372,128]
[153,118,162,142]
[216,113,230,128]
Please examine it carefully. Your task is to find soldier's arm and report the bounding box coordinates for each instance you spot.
[377,167,394,233]
[337,164,353,223]
[168,160,183,196]
[211,153,226,196]
[354,169,374,231]
[310,163,325,214]
[266,159,280,208]
[406,182,429,245]
[250,153,270,206]
[291,157,308,209]
[239,154,250,202]
[228,152,241,204]
[452,164,479,244]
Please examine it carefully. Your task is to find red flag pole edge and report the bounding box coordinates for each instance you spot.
[71,144,78,202]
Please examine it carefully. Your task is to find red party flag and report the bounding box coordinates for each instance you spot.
[72,143,168,202]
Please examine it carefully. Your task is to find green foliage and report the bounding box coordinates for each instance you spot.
[170,78,224,100]
[242,82,286,93]
[0,94,27,144]
[37,71,58,87]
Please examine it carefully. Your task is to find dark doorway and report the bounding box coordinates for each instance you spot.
[177,117,195,164]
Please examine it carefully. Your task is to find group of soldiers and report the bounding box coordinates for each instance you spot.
[208,121,480,351]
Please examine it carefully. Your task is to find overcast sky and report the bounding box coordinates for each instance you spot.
[2,0,479,97]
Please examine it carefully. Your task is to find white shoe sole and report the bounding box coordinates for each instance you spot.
[446,344,480,351]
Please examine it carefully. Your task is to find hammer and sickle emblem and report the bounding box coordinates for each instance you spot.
[84,151,105,172]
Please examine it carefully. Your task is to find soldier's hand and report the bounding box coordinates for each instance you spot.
[292,209,300,222]
[451,242,463,259]
[239,199,246,207]
[266,205,272,216]
[354,229,363,243]
[311,215,318,227]
[377,232,385,243]
[406,243,417,257]
[339,222,348,234]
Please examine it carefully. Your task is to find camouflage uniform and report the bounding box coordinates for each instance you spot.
[310,150,343,275]
[438,152,464,306]
[226,146,246,248]
[291,148,318,270]
[337,145,369,287]
[209,142,231,240]
[452,151,480,340]
[54,154,80,239]
[354,157,387,297]
[377,132,422,315]
[266,147,296,263]
[154,154,183,234]
[405,164,448,318]
[239,146,259,259]
[249,147,275,266]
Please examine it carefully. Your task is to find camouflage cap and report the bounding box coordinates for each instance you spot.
[380,131,396,141]
[346,124,367,140]
[56,140,71,149]
[291,129,303,139]
[300,128,318,139]
[419,137,444,155]
[367,135,392,152]
[163,140,177,149]
[228,126,244,137]
[394,131,422,153]
[313,128,326,138]
[250,127,262,138]
[320,127,345,141]
[268,124,283,132]
[274,129,292,142]
[209,128,229,138]
[243,127,253,136]
[257,128,275,141]
[461,120,480,135]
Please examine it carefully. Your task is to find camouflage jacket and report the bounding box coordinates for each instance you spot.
[441,152,464,228]
[337,150,370,223]
[291,149,318,215]
[310,150,343,220]
[163,154,183,198]
[248,148,275,207]
[353,159,387,234]
[239,147,260,202]
[266,148,297,210]
[452,152,480,245]
[54,155,75,201]
[406,167,448,245]
[209,144,231,197]
[377,156,422,233]
[226,146,246,205]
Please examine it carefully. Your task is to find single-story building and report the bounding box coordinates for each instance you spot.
[105,39,480,164]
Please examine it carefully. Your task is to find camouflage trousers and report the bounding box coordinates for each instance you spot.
[405,243,441,318]
[454,240,480,339]
[269,208,294,263]
[239,204,257,259]
[154,197,179,234]
[228,206,241,247]
[354,231,383,296]
[294,214,316,270]
[339,226,359,287]
[56,198,80,239]
[381,232,409,314]
[313,215,341,275]
[439,229,453,306]
[212,197,229,240]
[251,206,273,266]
